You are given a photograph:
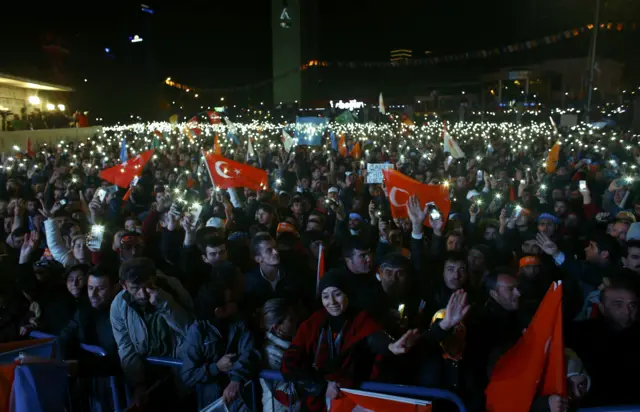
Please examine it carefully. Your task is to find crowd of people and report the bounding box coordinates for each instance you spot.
[0,117,639,412]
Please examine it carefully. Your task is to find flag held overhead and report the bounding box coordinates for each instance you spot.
[99,149,155,188]
[383,169,451,228]
[204,153,268,192]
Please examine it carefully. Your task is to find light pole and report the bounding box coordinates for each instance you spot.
[586,0,601,122]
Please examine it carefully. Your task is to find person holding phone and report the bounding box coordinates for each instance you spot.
[180,265,259,409]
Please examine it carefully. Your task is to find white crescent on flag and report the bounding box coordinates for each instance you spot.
[389,186,410,207]
[214,161,232,178]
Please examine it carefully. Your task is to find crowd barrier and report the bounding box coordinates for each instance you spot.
[28,331,125,412]
[19,334,640,411]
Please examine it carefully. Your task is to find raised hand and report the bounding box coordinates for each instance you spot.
[19,231,40,264]
[536,232,559,257]
[368,201,377,222]
[439,290,471,331]
[406,195,428,227]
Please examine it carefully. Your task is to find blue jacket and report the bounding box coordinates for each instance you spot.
[179,319,260,409]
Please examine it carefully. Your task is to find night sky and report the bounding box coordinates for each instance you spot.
[0,0,638,119]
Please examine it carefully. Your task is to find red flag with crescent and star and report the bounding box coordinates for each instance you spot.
[99,149,155,188]
[204,153,268,192]
[383,168,450,228]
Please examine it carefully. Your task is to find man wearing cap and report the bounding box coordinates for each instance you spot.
[369,253,422,337]
[610,218,631,245]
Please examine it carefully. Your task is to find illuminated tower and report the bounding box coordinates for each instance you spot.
[271,0,318,104]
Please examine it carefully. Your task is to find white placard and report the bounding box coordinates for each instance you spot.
[366,163,394,183]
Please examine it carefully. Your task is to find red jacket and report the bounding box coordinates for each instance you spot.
[281,309,383,411]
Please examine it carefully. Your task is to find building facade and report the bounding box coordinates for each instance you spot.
[0,73,72,115]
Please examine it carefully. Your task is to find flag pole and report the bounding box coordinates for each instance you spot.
[201,150,217,189]
[316,244,324,295]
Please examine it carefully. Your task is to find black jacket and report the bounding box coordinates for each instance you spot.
[244,264,314,311]
[58,302,120,377]
[566,318,640,407]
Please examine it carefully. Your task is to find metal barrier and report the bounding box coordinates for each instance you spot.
[26,350,640,412]
[144,359,467,411]
[29,331,108,357]
[29,331,124,412]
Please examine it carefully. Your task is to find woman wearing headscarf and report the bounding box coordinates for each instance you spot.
[281,270,420,411]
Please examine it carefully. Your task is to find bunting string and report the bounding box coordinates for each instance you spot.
[163,22,637,95]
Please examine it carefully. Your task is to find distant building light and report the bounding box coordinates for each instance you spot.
[28,96,41,105]
[334,99,364,110]
[131,35,143,43]
[46,103,55,111]
[58,104,66,111]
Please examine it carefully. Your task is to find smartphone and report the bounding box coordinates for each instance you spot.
[513,205,522,218]
[477,170,484,182]
[426,202,441,220]
[446,155,454,166]
[579,180,587,191]
[188,202,203,225]
[59,198,68,206]
[88,225,104,250]
[583,159,592,165]
[96,188,107,202]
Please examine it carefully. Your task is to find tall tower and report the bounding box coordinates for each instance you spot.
[271,0,318,105]
[272,0,301,104]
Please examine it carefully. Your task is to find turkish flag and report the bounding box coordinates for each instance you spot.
[382,169,450,228]
[331,388,431,411]
[485,282,566,412]
[99,149,155,188]
[204,153,268,192]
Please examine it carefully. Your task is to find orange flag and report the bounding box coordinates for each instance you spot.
[213,134,222,155]
[545,142,561,174]
[331,388,431,412]
[316,244,325,295]
[99,149,155,188]
[382,169,450,228]
[485,282,565,412]
[338,133,347,157]
[349,142,361,160]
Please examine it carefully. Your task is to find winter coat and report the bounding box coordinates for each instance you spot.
[281,309,386,411]
[110,273,193,388]
[179,318,259,409]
